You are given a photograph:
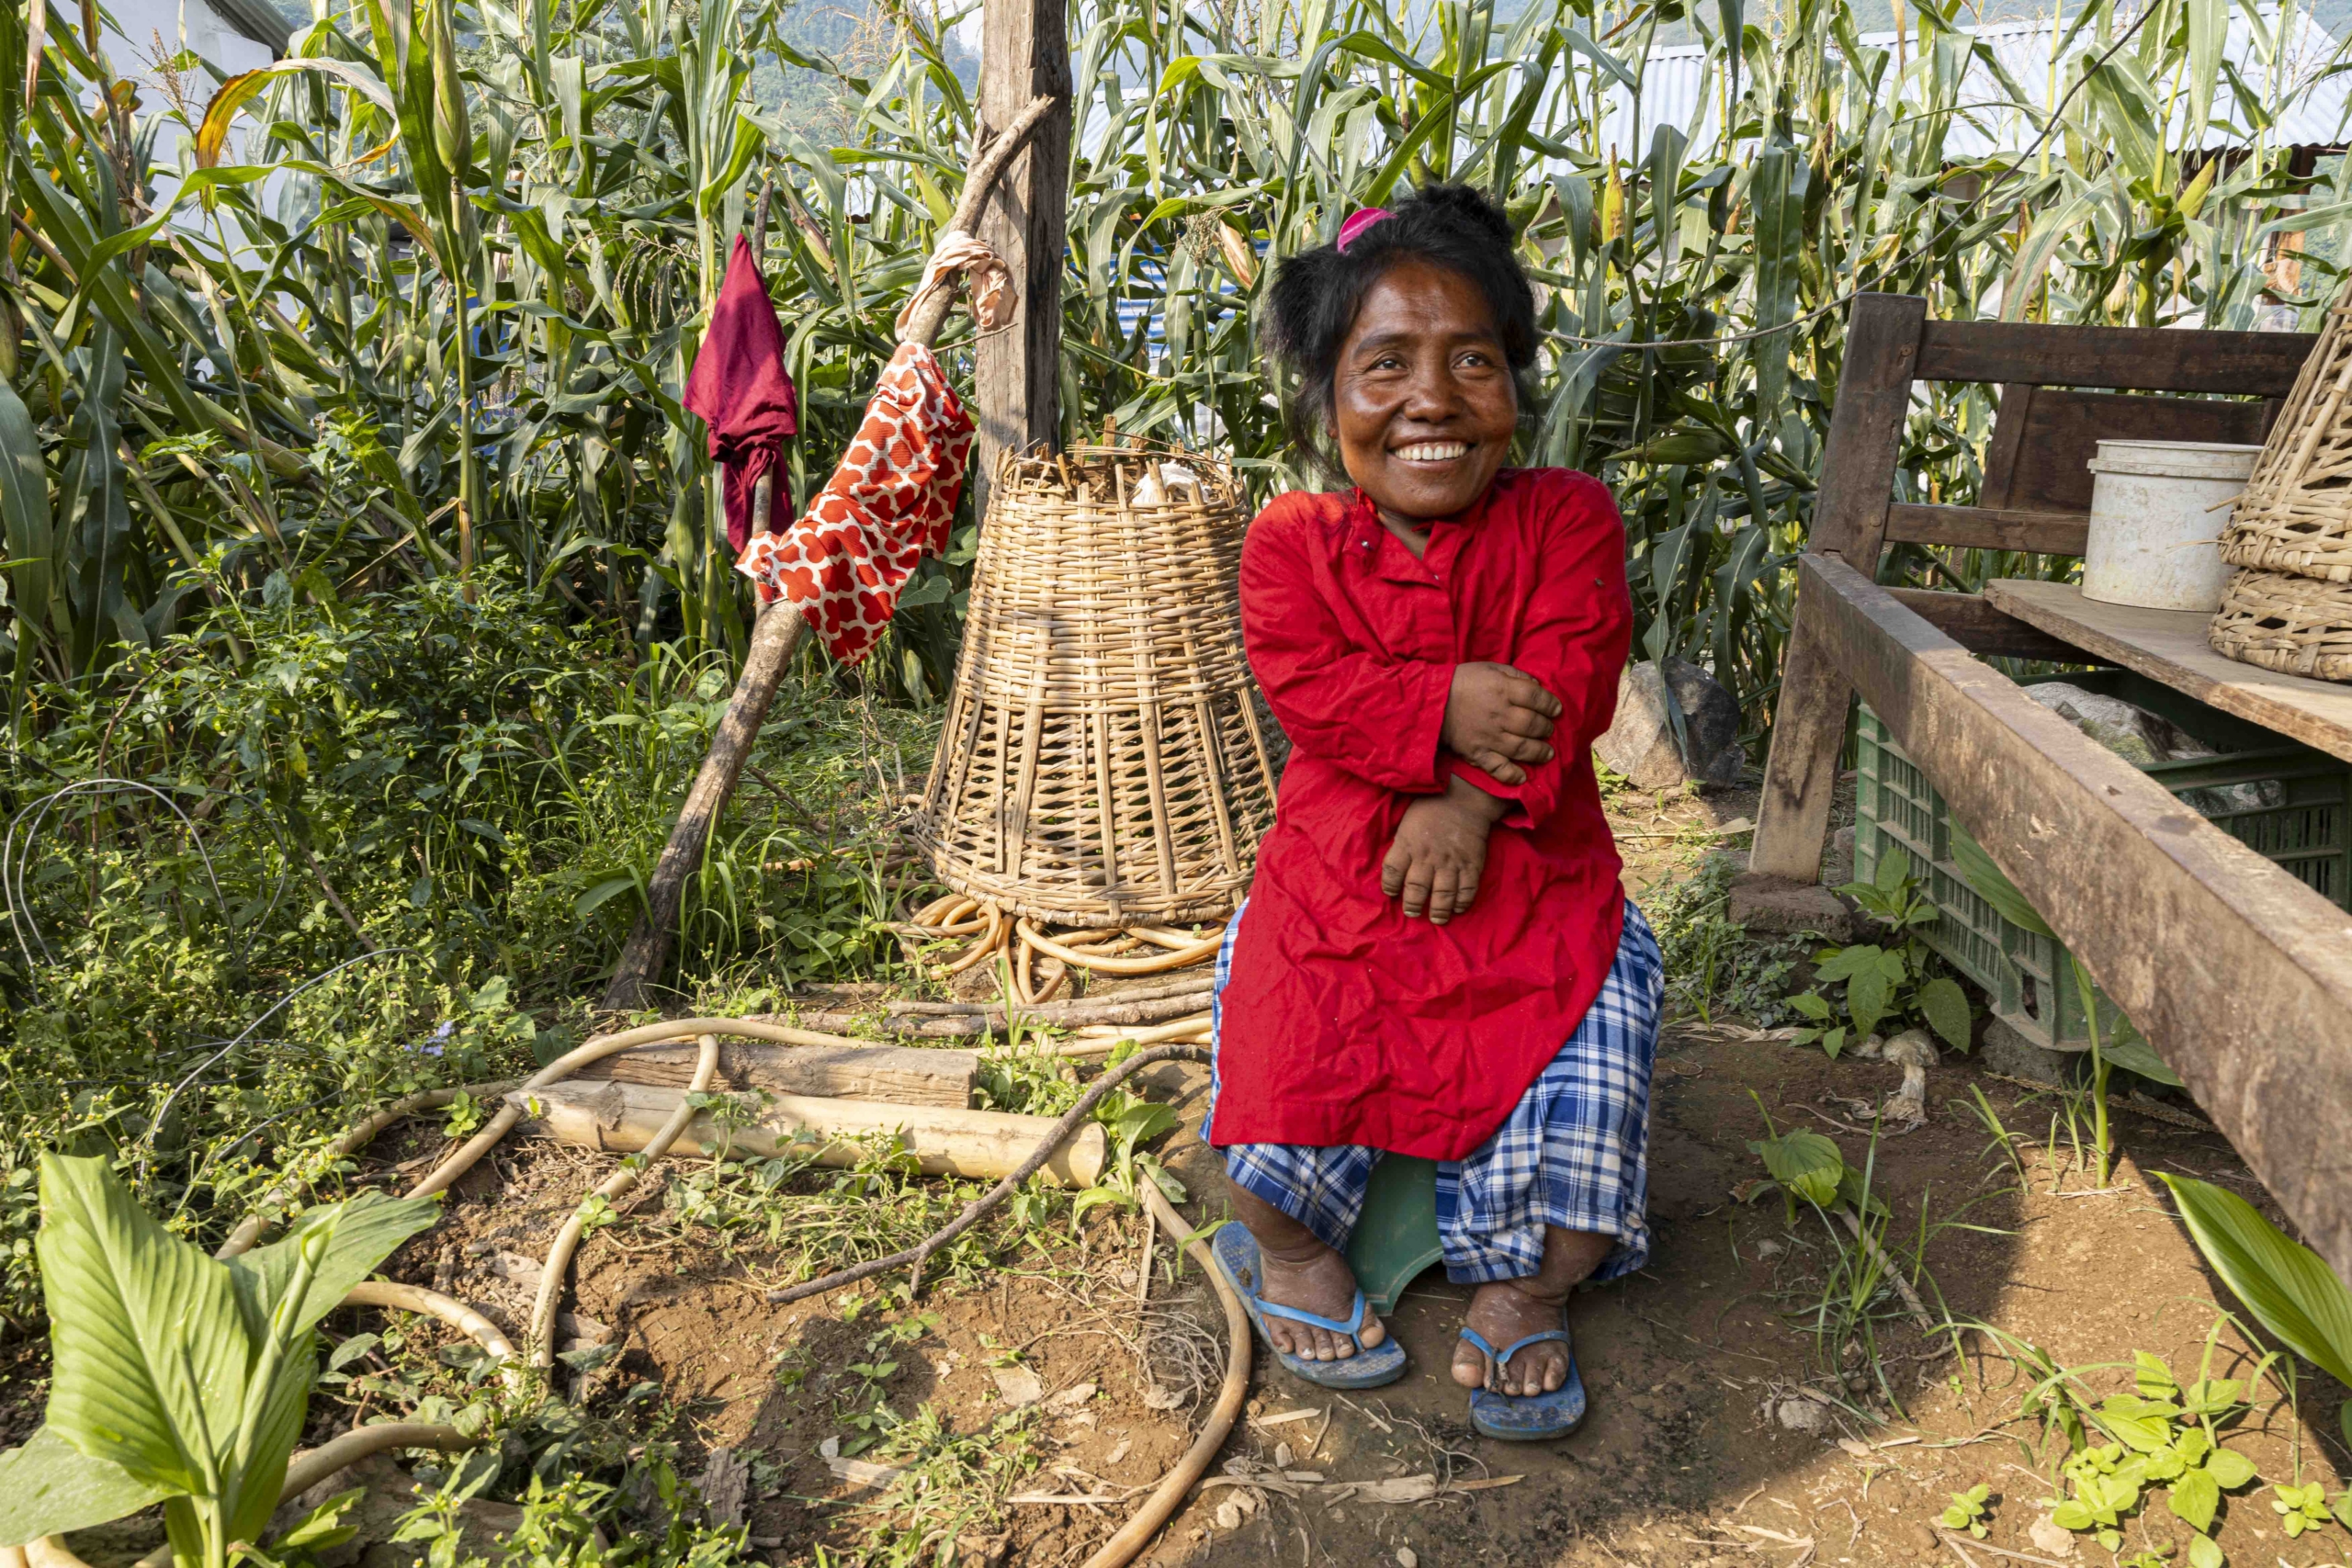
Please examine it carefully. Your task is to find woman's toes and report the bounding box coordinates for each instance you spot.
[1356,1314,1386,1350]
[1451,1339,1487,1390]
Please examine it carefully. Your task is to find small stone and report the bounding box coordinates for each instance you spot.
[2028,1516,2077,1558]
[1215,1500,1243,1531]
[1045,1381,1097,1414]
[1273,1441,1293,1468]
[1776,1396,1832,1434]
[1731,873,1866,942]
[1594,654,1746,788]
[1397,1551,1419,1568]
[1905,1522,1939,1551]
[488,1250,543,1291]
[989,1365,1043,1406]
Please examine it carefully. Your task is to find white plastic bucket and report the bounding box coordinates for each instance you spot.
[2081,440,2263,613]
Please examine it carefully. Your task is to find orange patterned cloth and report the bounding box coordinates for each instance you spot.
[734,342,974,665]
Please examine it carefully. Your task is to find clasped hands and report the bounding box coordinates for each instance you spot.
[1380,662,1563,925]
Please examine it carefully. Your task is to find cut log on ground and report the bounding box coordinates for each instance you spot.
[510,1079,1106,1188]
[571,1037,979,1108]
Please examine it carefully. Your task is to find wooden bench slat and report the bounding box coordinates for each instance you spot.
[1882,588,2112,663]
[1801,552,2352,1282]
[1884,503,2089,556]
[1983,578,2352,765]
[1916,316,2315,396]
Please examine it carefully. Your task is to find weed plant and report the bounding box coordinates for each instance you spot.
[1644,853,1812,1025]
[0,571,936,1328]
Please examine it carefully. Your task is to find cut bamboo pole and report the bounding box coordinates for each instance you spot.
[510,1079,1106,1188]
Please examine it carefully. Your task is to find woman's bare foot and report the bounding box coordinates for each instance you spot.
[1449,1225,1615,1395]
[1451,1279,1571,1393]
[1227,1185,1387,1362]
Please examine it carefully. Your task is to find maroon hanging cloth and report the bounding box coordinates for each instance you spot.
[684,233,800,551]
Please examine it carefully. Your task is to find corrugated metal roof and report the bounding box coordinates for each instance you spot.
[1592,6,2350,155]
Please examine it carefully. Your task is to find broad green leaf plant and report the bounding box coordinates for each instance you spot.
[2162,1174,2352,1450]
[0,1154,438,1567]
[1785,850,1972,1059]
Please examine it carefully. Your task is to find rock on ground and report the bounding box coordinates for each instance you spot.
[1728,873,1865,943]
[1596,657,1746,789]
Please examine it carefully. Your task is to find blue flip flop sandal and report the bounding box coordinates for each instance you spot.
[1459,1317,1586,1440]
[1210,1221,1408,1390]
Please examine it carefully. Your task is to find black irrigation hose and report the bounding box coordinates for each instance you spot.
[764,1042,1212,1307]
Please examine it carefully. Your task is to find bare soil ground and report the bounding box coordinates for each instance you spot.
[57,785,2352,1568]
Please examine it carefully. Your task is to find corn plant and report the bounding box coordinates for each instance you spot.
[6,0,2351,719]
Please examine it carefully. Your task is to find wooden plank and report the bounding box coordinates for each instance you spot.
[1969,389,2274,516]
[1983,578,2352,765]
[972,0,1073,504]
[1883,588,2113,663]
[1976,382,2037,510]
[1916,318,2316,396]
[571,1039,978,1108]
[1798,552,2352,1281]
[1752,293,1928,882]
[1884,504,2088,556]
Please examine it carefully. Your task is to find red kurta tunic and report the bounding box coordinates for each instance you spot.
[1213,467,1633,1159]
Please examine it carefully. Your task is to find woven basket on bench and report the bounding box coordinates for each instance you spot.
[2209,568,2352,681]
[910,446,1283,930]
[2212,280,2352,680]
[2223,286,2352,582]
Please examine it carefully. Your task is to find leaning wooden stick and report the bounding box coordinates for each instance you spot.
[600,91,1062,1012]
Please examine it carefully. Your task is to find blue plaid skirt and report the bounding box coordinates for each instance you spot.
[1205,899,1665,1285]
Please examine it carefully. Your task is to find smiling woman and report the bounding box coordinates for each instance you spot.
[1202,184,1663,1444]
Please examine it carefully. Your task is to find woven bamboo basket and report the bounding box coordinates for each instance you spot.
[2208,568,2352,681]
[2222,282,2352,582]
[910,446,1283,928]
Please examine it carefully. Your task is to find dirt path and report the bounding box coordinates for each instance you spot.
[173,786,2347,1568]
[359,1000,2343,1568]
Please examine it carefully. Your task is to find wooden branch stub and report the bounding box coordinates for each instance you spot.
[605,96,1066,1013]
[896,93,1063,352]
[601,561,805,1012]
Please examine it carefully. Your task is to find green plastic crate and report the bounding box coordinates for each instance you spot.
[1854,670,2352,1049]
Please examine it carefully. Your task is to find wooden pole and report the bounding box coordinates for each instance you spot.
[1748,293,1927,884]
[602,97,1062,1012]
[972,0,1073,508]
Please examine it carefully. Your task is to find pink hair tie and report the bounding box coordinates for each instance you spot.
[1336,207,1393,254]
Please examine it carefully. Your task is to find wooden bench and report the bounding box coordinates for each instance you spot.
[1743,295,2352,1278]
